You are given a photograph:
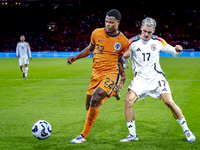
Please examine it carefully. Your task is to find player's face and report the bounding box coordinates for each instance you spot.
[140,25,155,41]
[105,16,119,35]
[20,36,25,42]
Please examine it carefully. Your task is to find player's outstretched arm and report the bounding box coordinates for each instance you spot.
[67,43,95,65]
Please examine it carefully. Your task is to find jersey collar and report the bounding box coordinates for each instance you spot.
[105,29,120,37]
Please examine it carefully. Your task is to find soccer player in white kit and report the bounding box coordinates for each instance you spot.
[16,35,32,79]
[120,17,195,142]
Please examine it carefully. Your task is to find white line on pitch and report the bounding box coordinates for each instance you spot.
[0,79,200,81]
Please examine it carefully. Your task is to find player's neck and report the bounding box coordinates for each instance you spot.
[106,29,119,37]
[140,34,151,41]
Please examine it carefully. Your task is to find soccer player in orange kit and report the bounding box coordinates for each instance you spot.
[68,9,129,143]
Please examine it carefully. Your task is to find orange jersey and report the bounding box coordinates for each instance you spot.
[91,28,129,74]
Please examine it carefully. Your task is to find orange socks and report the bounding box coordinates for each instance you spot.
[81,107,100,139]
[81,90,117,139]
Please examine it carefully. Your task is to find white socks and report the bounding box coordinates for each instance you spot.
[127,121,136,136]
[126,117,189,137]
[176,116,189,132]
[25,67,28,77]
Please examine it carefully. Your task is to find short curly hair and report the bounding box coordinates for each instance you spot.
[106,9,121,21]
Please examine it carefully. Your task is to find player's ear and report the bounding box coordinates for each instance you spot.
[153,29,156,34]
[140,26,143,31]
[116,19,120,25]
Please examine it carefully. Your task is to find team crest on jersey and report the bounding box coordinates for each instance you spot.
[114,42,121,51]
[151,44,157,51]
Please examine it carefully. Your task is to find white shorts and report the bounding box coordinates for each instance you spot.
[128,74,171,102]
[19,57,29,66]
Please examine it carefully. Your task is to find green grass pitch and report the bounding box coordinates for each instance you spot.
[0,57,199,150]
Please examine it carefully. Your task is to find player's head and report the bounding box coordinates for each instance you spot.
[140,17,156,41]
[20,35,25,42]
[105,9,121,34]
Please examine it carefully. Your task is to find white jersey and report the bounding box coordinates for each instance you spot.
[129,35,181,79]
[16,41,31,58]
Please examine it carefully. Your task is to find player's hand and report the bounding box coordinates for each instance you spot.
[123,51,131,59]
[17,55,19,58]
[30,57,32,60]
[115,84,123,90]
[175,45,183,52]
[67,56,76,65]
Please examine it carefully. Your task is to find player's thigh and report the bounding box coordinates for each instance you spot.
[87,73,117,96]
[128,76,148,101]
[87,74,102,95]
[25,57,29,65]
[19,58,24,66]
[90,87,107,107]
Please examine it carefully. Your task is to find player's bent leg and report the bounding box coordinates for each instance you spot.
[100,87,120,106]
[24,64,28,79]
[90,87,107,107]
[70,87,107,144]
[120,89,138,142]
[19,66,25,78]
[161,93,196,142]
[161,93,182,119]
[71,106,100,144]
[100,96,108,106]
[125,89,137,121]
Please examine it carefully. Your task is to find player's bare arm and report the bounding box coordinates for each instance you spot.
[117,62,126,90]
[67,43,95,65]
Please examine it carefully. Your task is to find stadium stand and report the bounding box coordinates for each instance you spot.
[0,1,199,52]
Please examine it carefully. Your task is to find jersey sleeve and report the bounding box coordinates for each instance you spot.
[158,37,181,56]
[90,29,96,46]
[120,38,129,54]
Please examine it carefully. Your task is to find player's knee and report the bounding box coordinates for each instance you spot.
[125,97,135,106]
[164,99,175,109]
[90,94,102,107]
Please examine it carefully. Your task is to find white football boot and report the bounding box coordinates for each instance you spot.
[184,130,196,142]
[70,134,86,144]
[120,134,138,142]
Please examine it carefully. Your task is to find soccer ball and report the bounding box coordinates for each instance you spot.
[32,120,52,140]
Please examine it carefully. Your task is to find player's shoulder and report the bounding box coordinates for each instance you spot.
[129,34,140,45]
[92,28,105,34]
[151,35,168,46]
[119,31,128,41]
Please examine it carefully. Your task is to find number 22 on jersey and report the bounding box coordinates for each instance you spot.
[96,44,104,53]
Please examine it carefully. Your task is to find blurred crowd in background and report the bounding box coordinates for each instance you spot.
[0,1,200,52]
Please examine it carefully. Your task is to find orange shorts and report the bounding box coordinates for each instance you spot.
[87,71,119,95]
